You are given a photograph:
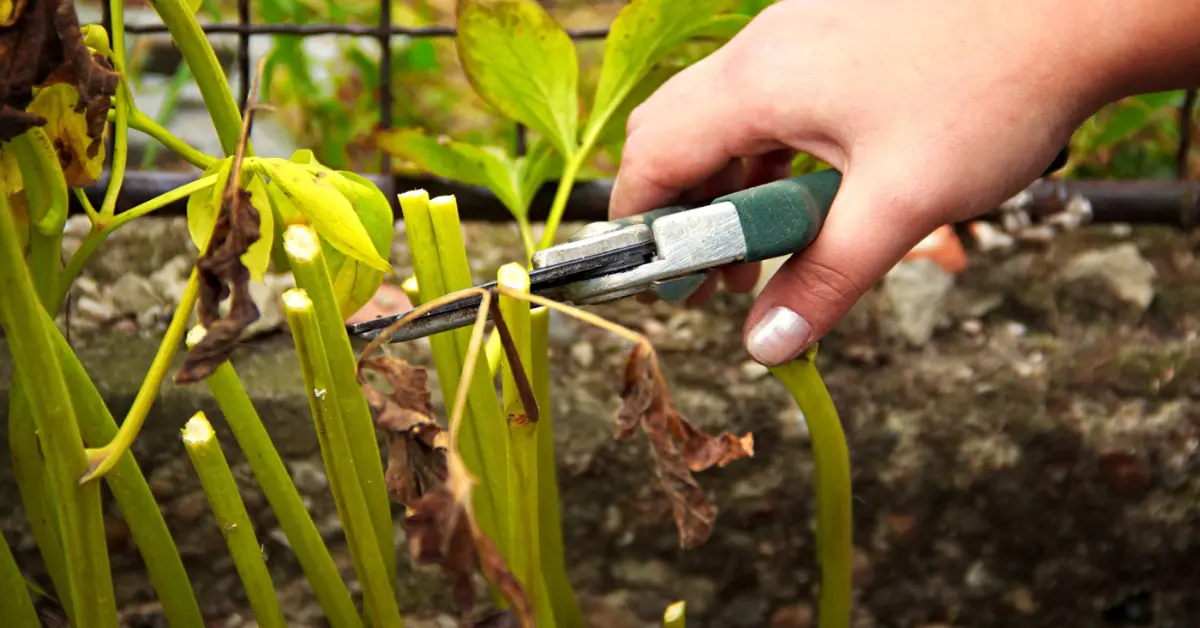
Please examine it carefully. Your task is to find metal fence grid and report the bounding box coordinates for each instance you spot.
[82,0,1200,227]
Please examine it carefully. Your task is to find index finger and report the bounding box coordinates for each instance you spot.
[607,50,789,219]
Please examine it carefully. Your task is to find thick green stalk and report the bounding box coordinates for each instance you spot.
[187,326,362,628]
[283,225,396,591]
[51,328,204,628]
[769,350,852,628]
[428,195,511,551]
[398,190,500,546]
[28,230,62,312]
[100,0,130,220]
[0,189,116,626]
[58,175,217,308]
[663,601,686,628]
[0,531,38,626]
[81,270,199,482]
[147,0,245,156]
[182,413,286,628]
[538,156,584,250]
[531,307,583,626]
[284,289,404,627]
[8,405,73,624]
[497,264,549,625]
[132,107,218,170]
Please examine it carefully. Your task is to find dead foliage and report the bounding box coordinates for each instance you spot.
[357,354,533,626]
[617,343,755,548]
[0,0,118,147]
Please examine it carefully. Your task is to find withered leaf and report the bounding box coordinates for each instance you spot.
[404,488,476,614]
[0,0,117,144]
[176,188,262,384]
[617,343,754,548]
[358,356,448,506]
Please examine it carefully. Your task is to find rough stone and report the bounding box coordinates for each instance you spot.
[1058,242,1157,315]
[110,272,163,315]
[881,258,955,344]
[289,460,329,495]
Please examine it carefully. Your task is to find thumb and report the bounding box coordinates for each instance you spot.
[743,175,940,365]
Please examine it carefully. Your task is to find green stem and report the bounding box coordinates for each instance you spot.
[531,307,583,627]
[187,326,362,628]
[0,184,116,626]
[81,270,199,483]
[28,230,62,312]
[282,225,397,592]
[538,156,584,250]
[284,289,404,628]
[663,601,686,628]
[131,107,218,170]
[52,328,205,628]
[769,349,852,628]
[73,187,99,222]
[147,0,246,156]
[56,174,216,312]
[182,413,286,628]
[100,0,130,220]
[0,530,39,626]
[428,195,511,552]
[497,264,550,626]
[9,403,74,624]
[398,190,502,548]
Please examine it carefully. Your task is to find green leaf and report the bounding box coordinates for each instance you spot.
[1094,91,1184,149]
[313,171,393,317]
[258,158,392,273]
[596,60,685,150]
[376,127,526,218]
[585,0,738,142]
[185,157,274,281]
[516,136,562,210]
[456,0,580,157]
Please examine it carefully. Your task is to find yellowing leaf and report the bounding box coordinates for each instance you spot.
[585,0,738,141]
[258,158,392,274]
[320,170,394,317]
[27,83,107,187]
[456,0,579,157]
[243,174,275,282]
[80,24,114,58]
[186,157,233,254]
[1,145,30,252]
[376,127,525,218]
[1,0,26,27]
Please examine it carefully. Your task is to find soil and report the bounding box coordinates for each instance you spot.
[2,218,1199,628]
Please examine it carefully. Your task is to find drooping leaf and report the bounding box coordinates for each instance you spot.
[617,343,754,548]
[376,127,525,218]
[26,82,106,187]
[258,157,392,273]
[456,0,579,157]
[187,157,234,253]
[585,0,738,141]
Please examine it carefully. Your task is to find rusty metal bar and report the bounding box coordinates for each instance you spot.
[1178,89,1196,179]
[377,0,394,200]
[123,22,610,39]
[75,171,1200,228]
[237,0,251,111]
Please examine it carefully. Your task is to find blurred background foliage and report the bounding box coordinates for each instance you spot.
[94,0,1198,181]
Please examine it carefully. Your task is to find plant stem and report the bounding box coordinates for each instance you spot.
[538,156,583,250]
[0,186,116,626]
[428,195,512,553]
[531,307,583,627]
[56,175,217,309]
[182,413,287,628]
[147,0,246,156]
[28,230,62,312]
[769,350,852,628]
[73,187,99,221]
[100,0,130,220]
[131,107,218,170]
[497,264,551,625]
[187,326,363,628]
[284,289,404,628]
[51,328,204,628]
[663,601,686,628]
[283,225,396,592]
[81,270,199,483]
[0,530,39,626]
[398,190,501,547]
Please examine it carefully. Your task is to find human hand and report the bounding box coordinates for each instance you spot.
[610,0,1134,365]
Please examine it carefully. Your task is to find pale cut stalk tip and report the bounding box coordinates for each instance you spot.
[185,324,207,348]
[665,601,685,621]
[282,288,314,311]
[283,224,320,262]
[398,189,429,200]
[182,413,215,445]
[497,263,530,290]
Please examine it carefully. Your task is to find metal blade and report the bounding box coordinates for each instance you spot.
[348,241,655,343]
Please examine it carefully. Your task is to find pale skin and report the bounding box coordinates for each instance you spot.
[609,0,1200,366]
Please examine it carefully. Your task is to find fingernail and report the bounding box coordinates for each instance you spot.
[746,306,812,365]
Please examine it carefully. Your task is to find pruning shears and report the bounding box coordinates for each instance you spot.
[349,148,1070,345]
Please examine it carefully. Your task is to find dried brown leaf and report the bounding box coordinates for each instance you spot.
[617,343,755,548]
[404,488,476,613]
[358,356,448,506]
[0,0,117,143]
[175,189,262,383]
